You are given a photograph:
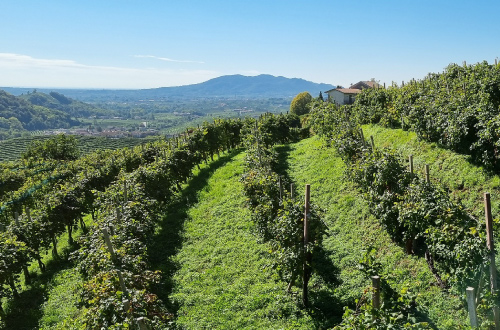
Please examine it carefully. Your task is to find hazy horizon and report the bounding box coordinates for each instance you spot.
[0,73,333,91]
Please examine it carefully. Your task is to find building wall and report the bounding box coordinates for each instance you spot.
[331,90,346,105]
[326,90,357,105]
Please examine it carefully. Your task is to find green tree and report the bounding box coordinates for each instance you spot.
[318,91,324,101]
[290,92,313,116]
[22,134,79,161]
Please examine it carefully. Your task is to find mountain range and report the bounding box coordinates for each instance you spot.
[2,74,335,101]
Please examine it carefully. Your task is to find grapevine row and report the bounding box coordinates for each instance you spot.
[0,118,244,323]
[352,60,500,170]
[310,103,491,327]
[240,114,325,305]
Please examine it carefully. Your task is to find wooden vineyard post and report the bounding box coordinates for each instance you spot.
[117,270,128,295]
[303,184,311,307]
[123,182,128,202]
[116,206,122,222]
[103,228,129,298]
[102,228,117,261]
[279,177,283,200]
[290,183,294,200]
[370,136,375,151]
[360,128,366,148]
[372,276,380,309]
[425,164,430,184]
[484,192,500,329]
[466,287,478,328]
[409,155,414,174]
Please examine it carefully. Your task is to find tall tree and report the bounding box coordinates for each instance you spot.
[290,92,313,116]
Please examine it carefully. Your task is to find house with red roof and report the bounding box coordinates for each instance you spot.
[325,80,381,105]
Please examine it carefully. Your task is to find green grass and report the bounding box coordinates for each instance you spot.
[363,124,500,219]
[160,134,481,328]
[37,268,85,330]
[281,136,469,329]
[166,150,314,329]
[1,215,91,330]
[4,125,497,328]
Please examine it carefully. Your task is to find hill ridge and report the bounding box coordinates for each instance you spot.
[1,74,335,101]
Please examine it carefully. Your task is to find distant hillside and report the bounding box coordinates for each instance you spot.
[148,74,335,98]
[18,91,113,118]
[2,74,335,102]
[0,90,79,139]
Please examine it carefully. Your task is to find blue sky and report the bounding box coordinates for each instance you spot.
[1,0,499,89]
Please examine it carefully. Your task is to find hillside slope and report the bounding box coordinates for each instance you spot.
[283,137,468,328]
[149,74,334,98]
[362,124,500,220]
[168,136,473,328]
[0,90,78,139]
[19,91,110,118]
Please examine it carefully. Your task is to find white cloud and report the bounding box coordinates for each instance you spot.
[0,53,218,89]
[134,55,204,64]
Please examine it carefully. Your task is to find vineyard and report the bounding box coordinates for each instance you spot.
[1,60,500,329]
[0,135,151,162]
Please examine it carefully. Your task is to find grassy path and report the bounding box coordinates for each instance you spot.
[282,136,469,329]
[167,150,313,329]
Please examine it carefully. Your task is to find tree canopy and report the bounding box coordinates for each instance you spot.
[22,134,80,161]
[290,92,313,116]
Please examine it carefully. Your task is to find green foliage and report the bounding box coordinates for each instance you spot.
[0,117,250,328]
[311,101,492,324]
[22,134,80,161]
[309,102,366,161]
[0,90,79,136]
[290,92,313,116]
[352,87,399,128]
[347,149,412,242]
[349,61,500,170]
[334,287,430,329]
[20,91,112,119]
[240,115,326,298]
[280,136,472,328]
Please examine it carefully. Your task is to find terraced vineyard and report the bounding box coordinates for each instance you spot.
[0,135,151,162]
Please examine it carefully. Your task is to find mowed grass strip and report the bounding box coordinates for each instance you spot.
[283,136,469,329]
[170,151,313,330]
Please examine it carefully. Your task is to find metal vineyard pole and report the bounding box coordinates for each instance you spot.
[466,286,478,328]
